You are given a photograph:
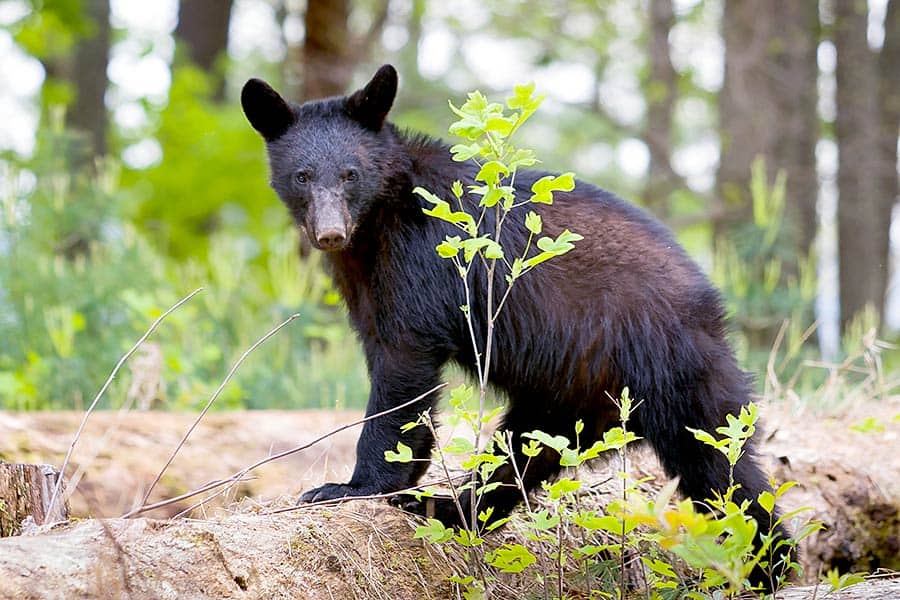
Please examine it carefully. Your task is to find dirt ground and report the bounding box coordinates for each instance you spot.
[0,401,898,522]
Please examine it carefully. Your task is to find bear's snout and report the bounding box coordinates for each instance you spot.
[307,188,352,251]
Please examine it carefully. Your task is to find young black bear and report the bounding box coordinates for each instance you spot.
[242,65,792,588]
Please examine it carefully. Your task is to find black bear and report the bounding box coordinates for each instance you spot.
[241,65,791,588]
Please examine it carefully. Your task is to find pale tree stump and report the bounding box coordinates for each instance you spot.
[0,462,68,537]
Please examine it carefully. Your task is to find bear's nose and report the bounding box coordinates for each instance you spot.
[317,229,347,250]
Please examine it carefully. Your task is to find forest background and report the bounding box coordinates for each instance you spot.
[0,0,898,412]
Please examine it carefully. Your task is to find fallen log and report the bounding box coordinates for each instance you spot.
[776,578,900,599]
[0,501,457,600]
[0,462,68,537]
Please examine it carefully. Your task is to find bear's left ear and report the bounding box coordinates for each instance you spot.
[241,78,296,141]
[345,64,398,131]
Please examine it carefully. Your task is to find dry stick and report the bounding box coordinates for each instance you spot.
[263,476,464,515]
[137,314,300,510]
[46,287,204,523]
[122,383,447,518]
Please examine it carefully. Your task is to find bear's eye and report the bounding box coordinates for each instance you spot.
[343,169,359,183]
[294,171,310,185]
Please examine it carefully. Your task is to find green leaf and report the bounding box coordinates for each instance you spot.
[510,257,525,280]
[417,187,476,235]
[545,477,580,499]
[444,437,475,454]
[559,448,580,467]
[484,240,504,260]
[384,441,413,463]
[758,490,776,514]
[521,439,542,457]
[413,518,454,543]
[450,142,483,162]
[528,509,560,531]
[448,384,473,408]
[488,544,537,573]
[451,180,464,199]
[522,230,583,269]
[524,211,542,235]
[436,236,462,258]
[507,148,539,169]
[484,116,516,137]
[529,172,575,204]
[475,161,510,185]
[479,185,514,208]
[522,430,570,453]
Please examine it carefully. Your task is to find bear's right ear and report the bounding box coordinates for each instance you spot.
[345,64,398,131]
[241,79,296,142]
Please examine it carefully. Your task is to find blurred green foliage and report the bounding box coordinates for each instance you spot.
[0,112,367,411]
[121,66,288,260]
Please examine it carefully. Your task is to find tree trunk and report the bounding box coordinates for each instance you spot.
[879,0,900,255]
[771,1,820,258]
[835,0,892,332]
[175,0,235,102]
[716,0,780,234]
[643,0,678,219]
[0,463,68,537]
[298,0,353,101]
[717,0,819,256]
[68,0,111,162]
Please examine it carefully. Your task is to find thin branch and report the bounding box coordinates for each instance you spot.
[263,476,462,516]
[122,382,447,518]
[138,313,300,509]
[46,287,203,523]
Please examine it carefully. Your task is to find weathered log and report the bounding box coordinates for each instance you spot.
[0,501,456,600]
[0,462,68,537]
[776,579,900,599]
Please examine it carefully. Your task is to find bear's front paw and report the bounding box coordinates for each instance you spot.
[299,482,376,504]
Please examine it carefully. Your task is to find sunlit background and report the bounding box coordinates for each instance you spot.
[0,0,898,410]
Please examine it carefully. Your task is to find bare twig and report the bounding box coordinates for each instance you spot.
[121,383,446,518]
[46,288,203,523]
[263,476,458,515]
[137,313,300,509]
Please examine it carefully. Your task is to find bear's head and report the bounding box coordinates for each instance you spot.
[241,65,399,251]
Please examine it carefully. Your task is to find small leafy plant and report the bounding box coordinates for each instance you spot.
[389,84,819,599]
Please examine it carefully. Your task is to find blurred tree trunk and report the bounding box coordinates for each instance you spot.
[773,2,820,257]
[716,0,818,254]
[175,0,235,102]
[642,0,677,219]
[880,1,900,277]
[284,0,390,102]
[834,0,893,332]
[716,1,779,233]
[299,0,352,100]
[68,0,111,162]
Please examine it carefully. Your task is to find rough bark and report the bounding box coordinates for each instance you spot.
[716,0,819,255]
[291,0,352,101]
[68,0,111,161]
[0,504,454,600]
[716,0,780,233]
[772,1,820,257]
[0,463,68,537]
[879,0,900,254]
[175,0,235,102]
[835,0,892,332]
[776,580,900,600]
[643,0,678,219]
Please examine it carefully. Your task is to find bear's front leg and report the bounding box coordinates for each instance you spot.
[300,343,442,503]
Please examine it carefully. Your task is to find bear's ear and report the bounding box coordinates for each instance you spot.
[345,64,398,131]
[241,78,296,142]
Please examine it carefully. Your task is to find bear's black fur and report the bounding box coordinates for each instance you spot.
[242,65,792,590]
